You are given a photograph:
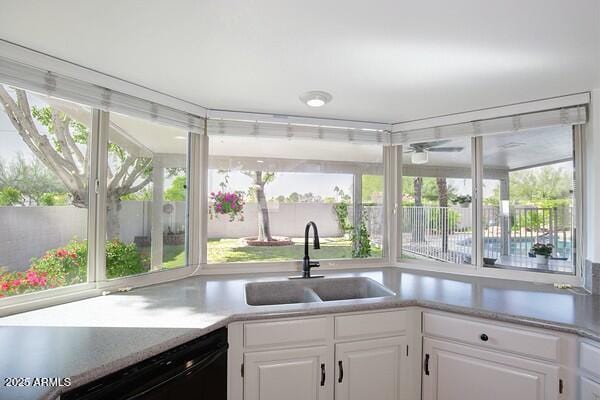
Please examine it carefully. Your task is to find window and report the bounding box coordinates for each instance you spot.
[207,135,384,264]
[398,123,579,276]
[401,137,473,265]
[481,126,575,274]
[0,84,91,297]
[105,112,188,278]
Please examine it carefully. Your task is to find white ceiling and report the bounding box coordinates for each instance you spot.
[1,1,599,123]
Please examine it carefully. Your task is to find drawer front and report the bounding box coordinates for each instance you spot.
[581,377,600,399]
[580,342,600,378]
[423,312,560,362]
[335,310,407,340]
[244,317,328,348]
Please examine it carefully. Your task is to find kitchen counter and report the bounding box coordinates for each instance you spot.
[1,266,599,399]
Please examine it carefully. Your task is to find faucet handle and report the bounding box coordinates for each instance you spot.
[310,261,320,268]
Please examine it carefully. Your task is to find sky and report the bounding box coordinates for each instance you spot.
[208,169,354,199]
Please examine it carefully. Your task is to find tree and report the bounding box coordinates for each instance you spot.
[509,166,572,207]
[362,175,383,204]
[483,165,572,208]
[0,86,153,239]
[0,154,65,205]
[436,178,449,253]
[288,192,300,203]
[413,177,423,206]
[242,171,275,242]
[0,187,22,206]
[164,175,186,201]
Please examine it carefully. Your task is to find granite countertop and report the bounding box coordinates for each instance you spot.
[0,266,599,400]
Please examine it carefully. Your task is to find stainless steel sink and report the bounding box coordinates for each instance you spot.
[309,277,395,301]
[245,277,395,306]
[245,281,322,306]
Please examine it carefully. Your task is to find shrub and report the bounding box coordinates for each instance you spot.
[351,212,372,258]
[30,240,87,287]
[105,239,146,278]
[0,239,146,298]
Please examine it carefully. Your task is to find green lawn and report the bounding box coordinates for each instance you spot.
[143,237,383,267]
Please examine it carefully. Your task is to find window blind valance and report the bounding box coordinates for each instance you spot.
[0,57,206,133]
[390,105,587,145]
[206,118,390,144]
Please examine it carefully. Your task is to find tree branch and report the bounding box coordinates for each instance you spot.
[126,175,153,195]
[0,86,83,194]
[109,155,136,190]
[121,158,151,190]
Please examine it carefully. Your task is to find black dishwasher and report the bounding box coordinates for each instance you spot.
[63,328,227,400]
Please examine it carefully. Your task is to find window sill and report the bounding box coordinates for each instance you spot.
[396,259,583,286]
[0,283,98,317]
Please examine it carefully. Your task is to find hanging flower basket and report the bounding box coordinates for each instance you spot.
[209,191,245,222]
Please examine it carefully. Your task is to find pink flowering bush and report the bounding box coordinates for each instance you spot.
[209,191,245,222]
[0,239,145,298]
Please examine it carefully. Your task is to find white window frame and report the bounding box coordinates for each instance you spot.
[0,40,590,316]
[196,133,392,274]
[395,125,585,287]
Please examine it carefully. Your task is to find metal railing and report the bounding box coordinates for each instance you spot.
[482,206,573,261]
[401,205,573,268]
[402,206,472,264]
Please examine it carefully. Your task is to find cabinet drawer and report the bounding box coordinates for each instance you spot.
[581,377,600,399]
[423,312,560,362]
[580,342,600,378]
[244,317,328,348]
[335,310,407,340]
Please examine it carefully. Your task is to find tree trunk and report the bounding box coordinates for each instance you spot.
[436,178,449,253]
[414,177,423,207]
[254,171,273,242]
[106,195,122,240]
[413,177,423,241]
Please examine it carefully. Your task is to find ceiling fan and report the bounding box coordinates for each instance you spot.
[404,140,464,164]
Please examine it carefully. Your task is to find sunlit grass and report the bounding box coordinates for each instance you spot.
[152,237,383,267]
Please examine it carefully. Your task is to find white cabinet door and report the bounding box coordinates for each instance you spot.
[244,345,332,400]
[335,336,408,400]
[423,338,559,400]
[581,377,600,400]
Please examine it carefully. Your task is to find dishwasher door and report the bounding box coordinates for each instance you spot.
[63,328,228,400]
[132,344,227,400]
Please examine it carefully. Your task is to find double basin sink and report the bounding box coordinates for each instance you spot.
[245,277,396,306]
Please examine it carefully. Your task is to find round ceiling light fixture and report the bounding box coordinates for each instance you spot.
[300,91,333,107]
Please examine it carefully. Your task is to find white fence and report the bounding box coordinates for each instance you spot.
[402,206,472,264]
[1,202,347,270]
[401,205,573,268]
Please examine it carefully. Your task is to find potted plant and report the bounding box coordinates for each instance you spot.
[531,243,553,266]
[209,191,245,222]
[453,194,472,208]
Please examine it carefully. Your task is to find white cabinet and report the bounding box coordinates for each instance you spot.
[579,340,600,399]
[423,338,559,400]
[244,346,332,400]
[229,310,416,400]
[580,377,600,400]
[335,336,407,400]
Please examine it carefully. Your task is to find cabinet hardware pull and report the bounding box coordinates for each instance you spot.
[559,378,563,394]
[320,363,326,386]
[338,360,344,383]
[480,333,489,341]
[424,354,430,376]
